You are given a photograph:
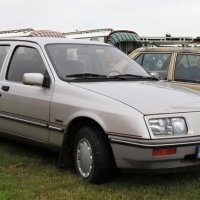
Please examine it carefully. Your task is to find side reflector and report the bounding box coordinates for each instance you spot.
[152,148,176,156]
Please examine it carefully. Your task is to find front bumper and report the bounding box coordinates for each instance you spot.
[109,135,200,170]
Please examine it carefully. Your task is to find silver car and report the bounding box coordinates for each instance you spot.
[1,37,200,183]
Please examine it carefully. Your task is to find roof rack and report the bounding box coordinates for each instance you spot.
[0,28,34,34]
[139,36,199,47]
[64,28,113,39]
[0,28,35,37]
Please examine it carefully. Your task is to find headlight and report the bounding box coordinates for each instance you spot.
[149,118,187,136]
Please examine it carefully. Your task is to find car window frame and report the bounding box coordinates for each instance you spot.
[0,44,11,74]
[173,52,200,85]
[5,44,52,86]
[134,53,144,66]
[135,52,172,80]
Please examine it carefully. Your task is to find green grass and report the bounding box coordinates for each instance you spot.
[1,138,200,200]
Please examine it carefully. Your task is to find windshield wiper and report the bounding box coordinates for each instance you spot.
[65,73,158,81]
[66,73,108,78]
[110,74,158,80]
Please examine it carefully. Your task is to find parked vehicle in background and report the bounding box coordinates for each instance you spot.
[1,38,200,183]
[129,47,200,91]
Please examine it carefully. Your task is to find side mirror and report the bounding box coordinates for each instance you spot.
[150,72,160,79]
[23,73,50,88]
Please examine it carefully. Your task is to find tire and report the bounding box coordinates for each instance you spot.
[73,125,115,183]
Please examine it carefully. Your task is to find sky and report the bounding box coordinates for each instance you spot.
[1,0,200,37]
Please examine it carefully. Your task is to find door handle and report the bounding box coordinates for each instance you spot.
[2,86,10,92]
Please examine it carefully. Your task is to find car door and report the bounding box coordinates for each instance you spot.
[0,43,54,142]
[170,53,200,90]
[171,53,200,91]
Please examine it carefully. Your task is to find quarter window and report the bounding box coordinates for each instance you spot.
[134,54,143,66]
[7,46,46,83]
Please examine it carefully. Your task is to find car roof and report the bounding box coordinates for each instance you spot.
[132,47,200,54]
[0,37,111,46]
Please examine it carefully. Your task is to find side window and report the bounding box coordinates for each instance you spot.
[7,46,46,83]
[0,45,10,72]
[141,53,171,80]
[175,54,200,83]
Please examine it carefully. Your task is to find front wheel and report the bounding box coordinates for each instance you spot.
[73,125,115,183]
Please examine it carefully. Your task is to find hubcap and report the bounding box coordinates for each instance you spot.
[76,138,93,178]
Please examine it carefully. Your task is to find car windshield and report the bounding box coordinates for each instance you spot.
[45,44,151,81]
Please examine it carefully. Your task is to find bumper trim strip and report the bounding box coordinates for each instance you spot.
[110,138,200,148]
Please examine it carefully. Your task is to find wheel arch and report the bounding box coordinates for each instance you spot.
[66,117,107,151]
[58,116,115,169]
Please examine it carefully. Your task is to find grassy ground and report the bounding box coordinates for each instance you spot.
[1,138,200,200]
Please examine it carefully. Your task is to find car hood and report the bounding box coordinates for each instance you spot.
[70,81,200,115]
